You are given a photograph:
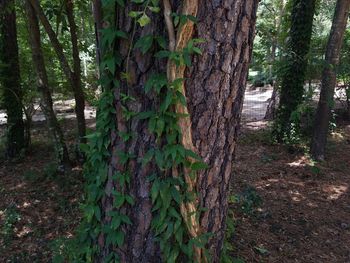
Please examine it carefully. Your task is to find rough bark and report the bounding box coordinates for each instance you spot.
[97,5,164,262]
[95,1,258,262]
[275,0,316,141]
[186,0,259,260]
[24,0,70,167]
[311,0,350,160]
[0,0,25,158]
[29,0,86,143]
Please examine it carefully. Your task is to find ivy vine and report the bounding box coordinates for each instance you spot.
[73,1,209,262]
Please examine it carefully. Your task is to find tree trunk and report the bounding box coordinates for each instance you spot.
[92,0,103,70]
[274,0,316,141]
[311,0,350,160]
[0,0,25,158]
[265,81,280,120]
[24,0,70,167]
[65,0,86,144]
[82,1,258,262]
[264,0,286,120]
[29,0,86,144]
[186,1,258,260]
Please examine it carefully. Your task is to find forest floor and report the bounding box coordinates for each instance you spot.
[0,119,88,262]
[0,116,350,262]
[231,120,350,263]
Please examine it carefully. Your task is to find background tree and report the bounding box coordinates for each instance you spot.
[64,0,86,144]
[24,0,70,167]
[92,0,103,70]
[311,0,350,160]
[0,0,25,157]
[274,0,316,141]
[77,0,259,262]
[28,0,86,144]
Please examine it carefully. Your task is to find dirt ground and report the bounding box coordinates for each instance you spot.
[0,118,349,262]
[231,121,350,263]
[0,120,84,262]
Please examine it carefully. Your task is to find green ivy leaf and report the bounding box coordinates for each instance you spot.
[160,91,173,112]
[116,231,125,247]
[148,6,160,13]
[129,11,142,18]
[151,180,160,203]
[155,118,165,137]
[154,50,171,59]
[137,14,151,27]
[137,110,155,119]
[125,195,135,205]
[134,35,154,54]
[142,149,155,166]
[116,0,125,7]
[191,161,209,171]
[105,57,116,74]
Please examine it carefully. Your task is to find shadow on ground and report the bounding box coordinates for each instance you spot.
[231,122,350,263]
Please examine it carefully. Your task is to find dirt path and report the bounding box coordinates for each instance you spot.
[231,124,350,262]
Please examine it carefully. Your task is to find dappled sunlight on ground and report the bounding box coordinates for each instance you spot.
[232,123,350,262]
[0,119,86,261]
[322,184,348,200]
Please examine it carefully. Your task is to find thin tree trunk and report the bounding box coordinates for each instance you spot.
[65,0,86,144]
[265,81,280,120]
[0,0,25,158]
[28,0,86,144]
[24,0,70,167]
[311,0,350,160]
[264,0,286,120]
[92,0,103,70]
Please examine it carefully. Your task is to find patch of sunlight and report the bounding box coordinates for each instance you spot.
[289,190,305,202]
[287,156,311,167]
[330,132,345,142]
[322,184,348,200]
[65,232,74,238]
[306,201,318,208]
[244,120,270,130]
[16,226,32,237]
[10,182,26,191]
[22,201,31,208]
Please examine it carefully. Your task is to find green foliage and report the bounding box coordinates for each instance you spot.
[273,0,317,142]
[220,196,238,263]
[0,206,21,247]
[43,162,59,178]
[236,186,262,216]
[23,169,40,182]
[70,1,209,262]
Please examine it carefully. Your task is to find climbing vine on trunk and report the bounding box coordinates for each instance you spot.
[74,1,208,262]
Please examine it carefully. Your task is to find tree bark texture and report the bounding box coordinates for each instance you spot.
[0,0,25,158]
[96,1,258,262]
[311,0,350,160]
[275,0,316,140]
[186,0,258,260]
[29,0,86,143]
[24,0,70,167]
